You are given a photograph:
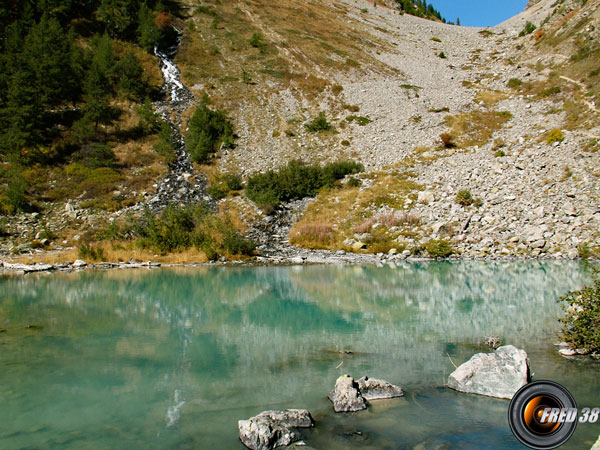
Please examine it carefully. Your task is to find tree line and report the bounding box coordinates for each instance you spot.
[0,0,179,212]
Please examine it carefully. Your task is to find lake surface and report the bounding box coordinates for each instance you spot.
[1,262,599,449]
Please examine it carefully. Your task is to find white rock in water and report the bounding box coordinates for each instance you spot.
[447,345,530,399]
[238,409,314,450]
[328,374,367,412]
[72,260,87,268]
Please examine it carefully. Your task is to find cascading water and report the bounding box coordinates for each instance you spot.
[147,28,209,210]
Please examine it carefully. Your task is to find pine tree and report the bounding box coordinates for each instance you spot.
[137,2,159,51]
[117,51,148,101]
[22,14,76,108]
[97,0,135,38]
[457,17,461,26]
[79,34,117,133]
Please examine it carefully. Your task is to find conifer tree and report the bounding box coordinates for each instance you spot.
[117,51,148,101]
[22,14,76,108]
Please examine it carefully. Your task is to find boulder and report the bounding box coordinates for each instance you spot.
[238,409,314,450]
[592,434,600,450]
[328,374,367,412]
[72,260,87,268]
[357,376,404,400]
[447,345,530,399]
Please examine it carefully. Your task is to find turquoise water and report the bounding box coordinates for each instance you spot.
[1,262,599,449]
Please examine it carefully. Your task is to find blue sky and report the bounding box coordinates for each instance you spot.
[428,0,529,27]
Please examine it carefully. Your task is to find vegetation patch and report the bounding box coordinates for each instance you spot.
[444,110,513,148]
[133,203,255,258]
[186,102,235,163]
[346,115,372,126]
[546,129,565,144]
[305,112,334,132]
[246,160,363,210]
[558,278,600,352]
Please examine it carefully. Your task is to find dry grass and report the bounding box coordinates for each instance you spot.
[354,211,420,233]
[474,90,508,107]
[289,169,423,250]
[289,222,337,249]
[3,245,209,265]
[444,110,513,148]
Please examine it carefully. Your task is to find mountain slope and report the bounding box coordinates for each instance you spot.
[2,0,599,263]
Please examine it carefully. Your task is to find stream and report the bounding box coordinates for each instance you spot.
[146,29,209,210]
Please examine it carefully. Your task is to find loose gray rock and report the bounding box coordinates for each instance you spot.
[591,434,600,450]
[328,374,367,412]
[447,345,530,399]
[357,376,404,400]
[238,409,314,450]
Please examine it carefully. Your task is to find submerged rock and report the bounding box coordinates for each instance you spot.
[447,345,530,399]
[357,376,404,400]
[238,409,314,450]
[328,374,367,412]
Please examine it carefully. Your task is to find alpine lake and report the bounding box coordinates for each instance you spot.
[1,261,599,449]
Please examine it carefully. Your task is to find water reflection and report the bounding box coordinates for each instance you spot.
[0,262,597,449]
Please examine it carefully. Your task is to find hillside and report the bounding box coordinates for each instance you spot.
[1,0,599,264]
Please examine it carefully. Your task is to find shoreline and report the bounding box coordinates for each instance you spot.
[0,250,592,275]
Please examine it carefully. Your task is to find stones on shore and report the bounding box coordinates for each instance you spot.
[238,409,314,450]
[328,374,404,412]
[447,345,530,399]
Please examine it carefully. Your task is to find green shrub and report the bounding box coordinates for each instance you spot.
[346,177,361,188]
[73,143,117,169]
[1,174,30,214]
[133,204,256,257]
[455,189,474,206]
[519,21,536,36]
[541,85,561,97]
[425,239,454,258]
[246,160,363,209]
[546,129,565,145]
[494,149,506,157]
[558,279,600,352]
[154,121,177,162]
[224,173,243,191]
[507,78,522,89]
[208,184,227,200]
[78,243,106,261]
[221,231,256,256]
[186,103,235,163]
[136,99,161,134]
[438,51,446,58]
[431,37,441,42]
[346,115,372,126]
[249,32,266,52]
[305,112,333,132]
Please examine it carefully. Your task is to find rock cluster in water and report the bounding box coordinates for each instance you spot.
[238,409,314,450]
[447,345,530,399]
[328,374,404,412]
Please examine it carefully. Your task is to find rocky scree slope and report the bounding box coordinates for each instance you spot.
[3,0,600,262]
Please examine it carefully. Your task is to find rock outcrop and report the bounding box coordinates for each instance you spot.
[238,409,314,450]
[447,345,530,399]
[591,434,600,450]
